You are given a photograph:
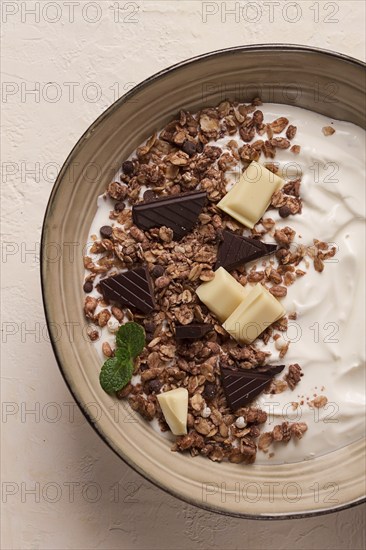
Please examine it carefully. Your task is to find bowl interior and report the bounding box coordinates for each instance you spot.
[42,45,365,518]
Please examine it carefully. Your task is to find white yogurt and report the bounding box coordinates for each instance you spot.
[85,104,366,464]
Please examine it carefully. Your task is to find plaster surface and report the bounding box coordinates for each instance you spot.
[1,2,365,548]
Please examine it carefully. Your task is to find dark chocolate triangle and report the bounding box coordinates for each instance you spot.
[256,364,285,375]
[215,230,278,270]
[175,323,213,340]
[132,191,207,240]
[221,365,284,411]
[100,266,156,314]
[251,239,278,256]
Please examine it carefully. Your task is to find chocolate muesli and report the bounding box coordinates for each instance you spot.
[83,99,366,465]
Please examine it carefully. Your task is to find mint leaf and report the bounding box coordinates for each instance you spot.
[99,348,133,394]
[99,322,146,394]
[116,322,145,358]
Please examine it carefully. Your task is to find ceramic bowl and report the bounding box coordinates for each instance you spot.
[41,45,365,518]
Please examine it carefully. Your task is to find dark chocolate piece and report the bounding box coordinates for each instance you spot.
[143,189,156,202]
[122,160,134,175]
[279,205,291,218]
[100,225,113,239]
[100,266,156,314]
[256,364,285,375]
[151,265,165,278]
[83,281,93,293]
[114,201,126,212]
[132,191,207,240]
[221,365,285,410]
[175,323,213,339]
[146,379,162,394]
[202,382,217,401]
[215,230,277,270]
[182,140,197,156]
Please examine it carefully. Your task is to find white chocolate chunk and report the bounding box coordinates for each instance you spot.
[196,267,249,322]
[223,283,285,344]
[217,161,284,228]
[157,388,188,435]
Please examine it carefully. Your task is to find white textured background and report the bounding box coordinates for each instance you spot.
[1,1,366,549]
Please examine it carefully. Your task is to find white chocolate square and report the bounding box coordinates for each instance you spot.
[217,161,284,228]
[196,267,249,323]
[157,388,188,435]
[223,284,285,344]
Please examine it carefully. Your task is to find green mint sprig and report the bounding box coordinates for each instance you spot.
[99,322,145,394]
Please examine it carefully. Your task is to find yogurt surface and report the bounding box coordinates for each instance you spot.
[86,104,366,464]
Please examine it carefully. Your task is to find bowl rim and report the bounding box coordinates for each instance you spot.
[41,44,366,520]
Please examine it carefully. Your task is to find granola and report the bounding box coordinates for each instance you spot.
[82,98,340,464]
